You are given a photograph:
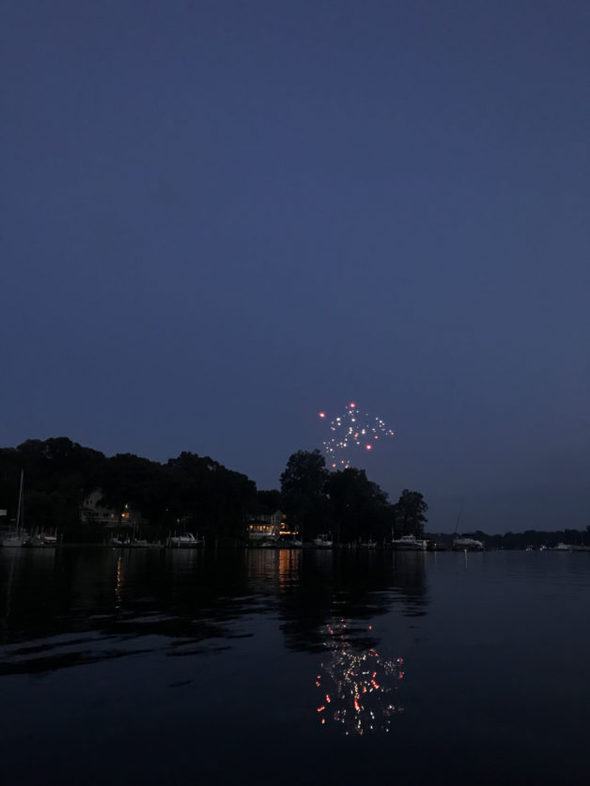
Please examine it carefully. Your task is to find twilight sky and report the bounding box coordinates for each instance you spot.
[2,0,589,532]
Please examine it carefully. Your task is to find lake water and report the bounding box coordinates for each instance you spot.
[1,547,589,785]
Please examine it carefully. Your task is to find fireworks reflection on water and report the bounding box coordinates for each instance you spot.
[315,620,404,735]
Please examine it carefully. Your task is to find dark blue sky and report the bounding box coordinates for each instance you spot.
[2,1,589,531]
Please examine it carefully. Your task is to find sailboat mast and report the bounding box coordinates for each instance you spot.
[15,470,24,534]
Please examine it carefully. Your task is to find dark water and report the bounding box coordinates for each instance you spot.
[1,547,589,786]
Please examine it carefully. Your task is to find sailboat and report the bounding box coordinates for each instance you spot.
[1,470,29,547]
[451,506,484,551]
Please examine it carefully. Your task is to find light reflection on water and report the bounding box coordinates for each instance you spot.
[0,546,423,674]
[316,619,405,735]
[1,548,589,785]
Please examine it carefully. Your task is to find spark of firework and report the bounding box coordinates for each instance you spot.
[318,402,395,469]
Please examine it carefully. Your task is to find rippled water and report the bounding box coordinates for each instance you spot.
[1,547,589,785]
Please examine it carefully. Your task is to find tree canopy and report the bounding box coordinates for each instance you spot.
[0,438,432,545]
[280,449,330,537]
[392,489,428,538]
[280,450,395,543]
[0,438,255,542]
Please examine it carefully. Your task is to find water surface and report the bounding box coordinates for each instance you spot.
[1,548,588,785]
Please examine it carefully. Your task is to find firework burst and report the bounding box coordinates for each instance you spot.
[318,402,395,469]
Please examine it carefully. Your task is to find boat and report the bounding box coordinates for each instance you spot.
[452,536,485,551]
[1,532,28,548]
[359,539,378,549]
[449,506,485,551]
[313,534,333,548]
[1,470,29,548]
[391,534,427,551]
[168,532,204,548]
[111,535,131,546]
[25,531,57,548]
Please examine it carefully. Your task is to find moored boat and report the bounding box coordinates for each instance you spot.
[1,532,29,547]
[452,536,485,551]
[1,470,29,548]
[391,534,427,551]
[25,531,58,548]
[360,539,378,549]
[168,532,204,548]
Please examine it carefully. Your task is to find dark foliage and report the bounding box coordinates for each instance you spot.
[280,449,331,538]
[326,468,392,543]
[0,439,255,543]
[392,489,428,538]
[0,439,433,546]
[280,450,395,543]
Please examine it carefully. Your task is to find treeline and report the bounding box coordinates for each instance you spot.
[0,438,256,543]
[280,449,427,543]
[0,440,427,544]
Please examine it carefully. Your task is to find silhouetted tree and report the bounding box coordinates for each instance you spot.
[257,489,282,513]
[280,450,330,538]
[165,452,256,542]
[393,489,428,538]
[326,468,391,543]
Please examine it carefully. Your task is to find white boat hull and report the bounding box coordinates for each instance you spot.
[392,536,427,551]
[1,533,29,548]
[168,533,204,549]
